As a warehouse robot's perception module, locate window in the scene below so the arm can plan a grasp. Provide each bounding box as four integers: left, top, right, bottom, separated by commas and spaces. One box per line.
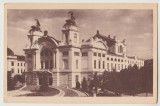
118, 64, 120, 70
74, 52, 79, 56
111, 63, 113, 69
45, 61, 49, 69
107, 63, 109, 69
111, 58, 113, 61
94, 52, 97, 56
44, 50, 48, 56
21, 63, 22, 66
50, 60, 53, 69
76, 60, 78, 69
103, 61, 105, 69
74, 33, 77, 43
98, 53, 101, 57
21, 69, 23, 73
11, 62, 14, 66
62, 51, 68, 56
41, 61, 43, 69
121, 59, 123, 62
102, 54, 105, 57
63, 59, 69, 69
94, 60, 96, 69
82, 52, 88, 56
75, 75, 79, 82
118, 59, 120, 62
24, 63, 25, 66
99, 61, 101, 69
120, 45, 123, 53
18, 69, 19, 73
24, 69, 25, 72
121, 64, 123, 69
17, 63, 19, 66
115, 58, 117, 61
107, 57, 109, 60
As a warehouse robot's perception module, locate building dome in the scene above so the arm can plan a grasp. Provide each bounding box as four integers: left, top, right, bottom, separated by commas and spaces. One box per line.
7, 48, 14, 56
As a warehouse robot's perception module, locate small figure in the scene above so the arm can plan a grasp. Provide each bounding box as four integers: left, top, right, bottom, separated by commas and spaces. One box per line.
76, 81, 80, 89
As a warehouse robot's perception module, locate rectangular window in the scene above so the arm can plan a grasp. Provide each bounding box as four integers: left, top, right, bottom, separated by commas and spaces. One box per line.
17, 63, 19, 66
62, 51, 68, 56
99, 61, 101, 69
75, 75, 79, 82
41, 61, 43, 69
18, 69, 19, 73
11, 62, 14, 66
94, 60, 96, 69
82, 52, 88, 56
107, 63, 109, 70
74, 52, 79, 56
24, 63, 25, 66
102, 54, 105, 57
94, 52, 97, 56
103, 61, 105, 69
121, 64, 123, 69
63, 59, 69, 69
21, 69, 23, 73
118, 64, 120, 70
21, 63, 22, 66
111, 63, 113, 70
50, 60, 53, 69
111, 58, 113, 61
121, 59, 123, 62
107, 57, 109, 60
76, 60, 78, 69
98, 53, 101, 57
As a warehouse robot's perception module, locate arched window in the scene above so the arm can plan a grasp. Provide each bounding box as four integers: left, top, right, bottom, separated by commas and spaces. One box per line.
119, 45, 123, 53
74, 33, 77, 43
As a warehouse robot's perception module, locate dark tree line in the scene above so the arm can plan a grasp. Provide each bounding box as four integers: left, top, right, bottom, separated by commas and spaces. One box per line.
79, 59, 153, 96
7, 71, 25, 90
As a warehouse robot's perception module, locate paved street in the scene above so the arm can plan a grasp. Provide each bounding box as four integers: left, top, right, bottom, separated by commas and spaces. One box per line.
7, 86, 88, 97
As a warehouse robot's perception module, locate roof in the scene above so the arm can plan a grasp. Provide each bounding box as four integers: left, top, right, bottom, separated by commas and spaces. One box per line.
85, 30, 116, 47
7, 48, 14, 56
16, 55, 25, 61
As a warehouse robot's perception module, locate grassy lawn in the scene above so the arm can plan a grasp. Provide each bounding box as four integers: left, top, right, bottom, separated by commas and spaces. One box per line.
19, 87, 60, 96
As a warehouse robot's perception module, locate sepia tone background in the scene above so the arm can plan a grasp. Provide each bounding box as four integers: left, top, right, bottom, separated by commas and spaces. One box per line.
7, 9, 153, 59
4, 3, 157, 103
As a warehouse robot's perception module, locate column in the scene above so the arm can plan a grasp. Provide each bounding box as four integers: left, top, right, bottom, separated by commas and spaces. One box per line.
35, 51, 41, 69
53, 53, 56, 68
55, 49, 60, 86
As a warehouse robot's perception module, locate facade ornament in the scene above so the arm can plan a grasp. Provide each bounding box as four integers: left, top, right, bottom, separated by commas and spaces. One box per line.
28, 19, 42, 35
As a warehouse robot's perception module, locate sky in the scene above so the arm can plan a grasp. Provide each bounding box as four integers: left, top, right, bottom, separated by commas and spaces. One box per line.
7, 9, 153, 59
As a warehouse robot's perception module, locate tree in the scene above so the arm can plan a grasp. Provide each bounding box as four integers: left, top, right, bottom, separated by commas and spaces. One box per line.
82, 77, 87, 91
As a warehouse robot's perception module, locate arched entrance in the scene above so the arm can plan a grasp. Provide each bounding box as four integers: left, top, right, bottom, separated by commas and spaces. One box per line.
40, 47, 53, 69
39, 46, 55, 86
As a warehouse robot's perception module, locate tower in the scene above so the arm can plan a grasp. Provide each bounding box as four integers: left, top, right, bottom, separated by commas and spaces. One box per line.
62, 11, 80, 46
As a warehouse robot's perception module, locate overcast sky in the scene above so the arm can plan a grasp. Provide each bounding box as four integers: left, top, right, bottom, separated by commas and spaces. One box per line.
7, 9, 153, 59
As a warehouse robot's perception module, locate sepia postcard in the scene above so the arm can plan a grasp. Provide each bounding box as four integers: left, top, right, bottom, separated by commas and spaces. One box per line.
4, 3, 157, 103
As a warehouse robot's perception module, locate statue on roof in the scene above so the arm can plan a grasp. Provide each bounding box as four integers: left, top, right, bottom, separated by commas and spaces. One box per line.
63, 11, 77, 28
28, 19, 42, 35
68, 11, 75, 21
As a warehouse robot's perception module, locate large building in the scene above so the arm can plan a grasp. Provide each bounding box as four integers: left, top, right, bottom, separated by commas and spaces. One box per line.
7, 48, 25, 77
24, 12, 144, 88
